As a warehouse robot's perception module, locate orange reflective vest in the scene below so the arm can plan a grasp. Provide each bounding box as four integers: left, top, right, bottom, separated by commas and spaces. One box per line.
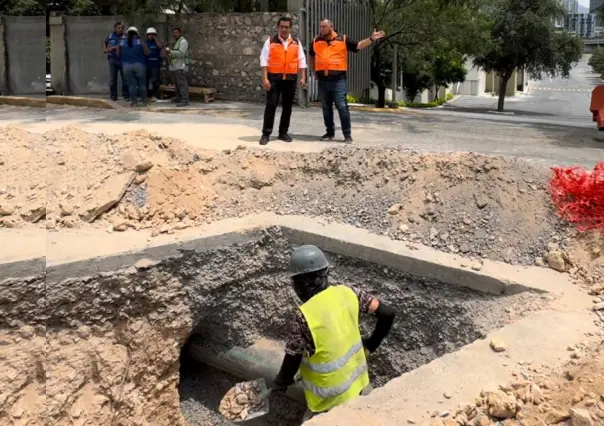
267, 35, 300, 80
312, 33, 348, 76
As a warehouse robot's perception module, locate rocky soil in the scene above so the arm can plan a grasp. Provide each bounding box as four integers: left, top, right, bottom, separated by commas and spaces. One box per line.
422, 340, 604, 426
2, 125, 601, 272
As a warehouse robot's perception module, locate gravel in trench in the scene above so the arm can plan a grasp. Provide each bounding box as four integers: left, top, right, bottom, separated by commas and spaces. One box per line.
179, 353, 306, 426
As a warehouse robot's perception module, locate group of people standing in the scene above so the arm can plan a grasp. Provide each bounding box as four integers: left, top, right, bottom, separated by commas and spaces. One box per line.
260, 17, 385, 145
103, 22, 190, 107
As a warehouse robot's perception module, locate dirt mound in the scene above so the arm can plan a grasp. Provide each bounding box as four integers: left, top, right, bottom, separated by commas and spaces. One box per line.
2, 126, 601, 269
423, 340, 604, 426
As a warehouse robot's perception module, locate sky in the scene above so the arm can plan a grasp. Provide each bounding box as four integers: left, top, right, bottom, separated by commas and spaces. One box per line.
579, 0, 588, 6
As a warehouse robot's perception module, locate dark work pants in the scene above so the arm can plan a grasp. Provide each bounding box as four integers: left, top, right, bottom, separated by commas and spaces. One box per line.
172, 69, 189, 103
146, 67, 161, 98
262, 79, 297, 136
108, 57, 129, 100
318, 78, 351, 137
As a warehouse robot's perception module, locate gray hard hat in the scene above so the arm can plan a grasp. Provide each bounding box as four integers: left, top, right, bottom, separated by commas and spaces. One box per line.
288, 245, 330, 277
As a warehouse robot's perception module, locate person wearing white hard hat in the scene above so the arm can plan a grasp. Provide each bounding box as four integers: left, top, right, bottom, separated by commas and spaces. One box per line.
145, 27, 165, 102
117, 27, 150, 107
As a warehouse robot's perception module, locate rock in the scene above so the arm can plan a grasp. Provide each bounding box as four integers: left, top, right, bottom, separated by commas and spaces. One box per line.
399, 224, 409, 232
0, 217, 17, 228
473, 414, 490, 426
79, 172, 136, 222
474, 194, 489, 209
59, 202, 75, 216
112, 219, 128, 232
531, 384, 544, 405
592, 302, 604, 312
490, 338, 506, 352
135, 174, 147, 184
429, 419, 444, 426
46, 219, 56, 230
535, 257, 545, 267
133, 160, 153, 172
485, 390, 516, 419
388, 204, 402, 215
471, 262, 483, 272
545, 409, 570, 424
0, 202, 15, 216
570, 408, 593, 426
546, 250, 566, 272
20, 203, 46, 223
62, 217, 77, 228
589, 284, 603, 296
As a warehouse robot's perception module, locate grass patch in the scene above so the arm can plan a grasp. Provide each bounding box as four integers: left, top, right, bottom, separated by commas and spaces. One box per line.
346, 92, 456, 109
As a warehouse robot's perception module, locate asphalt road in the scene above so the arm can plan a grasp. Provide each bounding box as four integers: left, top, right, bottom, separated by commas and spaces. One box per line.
1, 101, 597, 169
440, 55, 598, 124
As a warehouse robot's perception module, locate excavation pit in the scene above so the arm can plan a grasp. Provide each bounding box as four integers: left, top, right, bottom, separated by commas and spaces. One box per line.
16, 215, 583, 426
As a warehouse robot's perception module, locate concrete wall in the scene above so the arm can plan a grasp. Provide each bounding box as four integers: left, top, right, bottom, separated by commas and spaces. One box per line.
0, 16, 45, 95
168, 13, 299, 102
455, 58, 486, 96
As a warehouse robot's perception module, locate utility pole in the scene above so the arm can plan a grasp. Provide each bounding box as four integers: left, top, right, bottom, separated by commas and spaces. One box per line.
391, 45, 398, 106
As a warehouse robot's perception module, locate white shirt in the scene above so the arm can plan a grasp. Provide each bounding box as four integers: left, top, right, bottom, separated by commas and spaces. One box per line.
259, 35, 307, 69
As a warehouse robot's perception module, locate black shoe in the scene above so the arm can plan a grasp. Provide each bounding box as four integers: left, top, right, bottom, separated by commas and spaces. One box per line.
320, 133, 335, 141
344, 136, 353, 144
176, 102, 189, 107
110, 97, 118, 101
278, 133, 292, 142
259, 135, 269, 145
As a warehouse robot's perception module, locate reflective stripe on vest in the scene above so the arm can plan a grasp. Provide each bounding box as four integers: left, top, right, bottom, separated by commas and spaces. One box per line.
171, 36, 191, 65
267, 35, 299, 80
299, 285, 370, 413
312, 33, 348, 76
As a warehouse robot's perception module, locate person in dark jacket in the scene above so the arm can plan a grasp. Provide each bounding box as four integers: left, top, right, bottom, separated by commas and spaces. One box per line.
145, 27, 164, 102
103, 22, 128, 101
118, 27, 150, 107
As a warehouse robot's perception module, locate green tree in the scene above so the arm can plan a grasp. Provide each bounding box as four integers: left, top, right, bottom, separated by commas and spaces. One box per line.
588, 47, 604, 76
367, 0, 488, 107
473, 0, 583, 111
0, 0, 44, 14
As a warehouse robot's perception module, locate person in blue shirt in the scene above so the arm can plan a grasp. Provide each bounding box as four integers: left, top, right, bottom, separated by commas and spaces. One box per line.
145, 27, 165, 102
118, 27, 150, 107
103, 22, 129, 101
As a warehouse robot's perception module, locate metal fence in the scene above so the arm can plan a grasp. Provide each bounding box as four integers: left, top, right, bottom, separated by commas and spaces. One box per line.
300, 0, 372, 102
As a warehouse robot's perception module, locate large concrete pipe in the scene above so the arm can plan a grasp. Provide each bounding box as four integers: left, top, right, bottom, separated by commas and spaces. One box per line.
187, 335, 306, 404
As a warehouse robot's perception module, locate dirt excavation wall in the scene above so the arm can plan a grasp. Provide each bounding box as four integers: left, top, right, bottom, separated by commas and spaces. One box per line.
34, 227, 546, 426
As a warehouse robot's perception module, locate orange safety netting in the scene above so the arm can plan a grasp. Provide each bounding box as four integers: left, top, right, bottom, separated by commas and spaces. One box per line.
549, 161, 604, 232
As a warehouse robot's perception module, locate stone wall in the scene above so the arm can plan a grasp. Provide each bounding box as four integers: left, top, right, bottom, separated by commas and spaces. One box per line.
168, 12, 299, 103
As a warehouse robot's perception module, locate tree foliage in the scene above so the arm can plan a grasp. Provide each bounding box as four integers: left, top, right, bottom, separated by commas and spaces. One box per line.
0, 0, 44, 15
473, 0, 583, 111
367, 0, 488, 107
589, 47, 604, 76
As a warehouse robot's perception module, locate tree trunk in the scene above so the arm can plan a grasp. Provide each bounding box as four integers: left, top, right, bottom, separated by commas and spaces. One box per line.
497, 74, 510, 112
433, 85, 440, 101
377, 84, 386, 108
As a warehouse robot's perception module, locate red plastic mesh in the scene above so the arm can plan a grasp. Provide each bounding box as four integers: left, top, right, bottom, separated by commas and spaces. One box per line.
549, 161, 604, 232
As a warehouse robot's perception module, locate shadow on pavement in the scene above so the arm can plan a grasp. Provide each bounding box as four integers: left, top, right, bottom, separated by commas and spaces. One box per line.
237, 133, 344, 144
440, 105, 558, 117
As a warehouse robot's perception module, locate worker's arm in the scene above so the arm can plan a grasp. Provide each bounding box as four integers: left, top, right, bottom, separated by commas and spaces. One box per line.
297, 39, 307, 85
355, 30, 385, 51
272, 311, 310, 390
103, 34, 113, 54
142, 41, 150, 56
260, 38, 271, 90
355, 288, 396, 354
308, 39, 315, 73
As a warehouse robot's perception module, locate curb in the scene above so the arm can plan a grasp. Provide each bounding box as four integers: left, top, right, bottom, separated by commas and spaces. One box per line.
0, 96, 46, 108
46, 96, 125, 110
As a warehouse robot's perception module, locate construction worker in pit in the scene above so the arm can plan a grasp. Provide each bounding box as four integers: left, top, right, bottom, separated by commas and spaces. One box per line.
309, 20, 385, 144
272, 245, 396, 423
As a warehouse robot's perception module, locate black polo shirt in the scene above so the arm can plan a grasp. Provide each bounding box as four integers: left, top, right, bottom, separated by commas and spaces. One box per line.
309, 34, 359, 81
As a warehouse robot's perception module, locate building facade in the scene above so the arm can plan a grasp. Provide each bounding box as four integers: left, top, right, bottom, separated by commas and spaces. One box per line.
565, 13, 597, 37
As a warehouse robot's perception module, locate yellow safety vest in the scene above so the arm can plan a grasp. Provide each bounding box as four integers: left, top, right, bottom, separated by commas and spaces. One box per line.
298, 285, 370, 413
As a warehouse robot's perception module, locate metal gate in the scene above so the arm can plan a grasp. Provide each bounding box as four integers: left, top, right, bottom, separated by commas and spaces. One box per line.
299, 0, 372, 102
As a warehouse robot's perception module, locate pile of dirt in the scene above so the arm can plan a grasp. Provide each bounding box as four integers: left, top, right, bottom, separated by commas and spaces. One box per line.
422, 340, 604, 426
2, 126, 579, 266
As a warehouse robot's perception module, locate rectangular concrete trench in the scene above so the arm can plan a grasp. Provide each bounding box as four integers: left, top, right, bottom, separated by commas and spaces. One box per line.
24, 223, 554, 426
